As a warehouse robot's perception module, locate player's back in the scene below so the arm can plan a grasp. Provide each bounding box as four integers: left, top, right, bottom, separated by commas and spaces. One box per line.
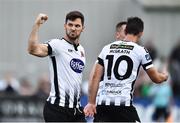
97, 40, 152, 106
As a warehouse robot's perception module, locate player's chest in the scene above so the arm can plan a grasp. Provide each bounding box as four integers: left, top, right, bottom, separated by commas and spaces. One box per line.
60, 47, 85, 62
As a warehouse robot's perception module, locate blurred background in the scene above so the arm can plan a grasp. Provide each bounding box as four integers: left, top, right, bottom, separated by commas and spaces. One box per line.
0, 0, 180, 122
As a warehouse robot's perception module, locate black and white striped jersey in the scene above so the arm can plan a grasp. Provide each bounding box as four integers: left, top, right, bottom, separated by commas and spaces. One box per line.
96, 40, 153, 106
46, 38, 85, 108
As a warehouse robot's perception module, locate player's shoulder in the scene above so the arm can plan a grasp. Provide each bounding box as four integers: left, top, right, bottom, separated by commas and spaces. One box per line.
133, 43, 146, 51
139, 45, 149, 53
78, 44, 85, 51
134, 44, 150, 58
105, 40, 120, 48
100, 41, 112, 50
52, 38, 63, 42
46, 38, 61, 43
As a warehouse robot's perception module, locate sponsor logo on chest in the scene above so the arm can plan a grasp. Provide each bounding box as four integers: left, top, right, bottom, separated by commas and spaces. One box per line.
70, 58, 85, 73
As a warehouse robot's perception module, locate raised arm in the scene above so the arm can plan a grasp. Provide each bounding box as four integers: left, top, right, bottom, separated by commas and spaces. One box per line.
84, 63, 104, 117
146, 66, 168, 84
28, 13, 49, 57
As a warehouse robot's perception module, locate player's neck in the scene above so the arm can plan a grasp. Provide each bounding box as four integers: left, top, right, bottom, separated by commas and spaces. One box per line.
124, 34, 138, 43
64, 36, 79, 45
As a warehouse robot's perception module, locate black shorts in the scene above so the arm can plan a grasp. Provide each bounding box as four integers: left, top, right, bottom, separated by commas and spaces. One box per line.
43, 101, 85, 122
94, 105, 140, 122
152, 107, 170, 121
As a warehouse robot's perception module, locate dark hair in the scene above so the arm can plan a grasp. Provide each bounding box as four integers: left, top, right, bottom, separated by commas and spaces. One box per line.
116, 21, 127, 31
65, 11, 84, 26
125, 17, 144, 35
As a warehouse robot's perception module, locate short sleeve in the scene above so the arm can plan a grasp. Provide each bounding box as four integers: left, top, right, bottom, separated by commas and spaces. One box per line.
97, 47, 106, 67
47, 39, 60, 56
141, 47, 154, 70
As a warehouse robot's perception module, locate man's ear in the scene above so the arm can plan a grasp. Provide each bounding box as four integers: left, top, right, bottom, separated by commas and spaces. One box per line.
64, 24, 66, 30
81, 26, 85, 32
138, 32, 143, 38
140, 32, 143, 37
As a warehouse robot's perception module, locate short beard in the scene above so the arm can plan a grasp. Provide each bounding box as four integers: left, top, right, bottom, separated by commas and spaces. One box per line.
67, 34, 78, 41
66, 31, 79, 41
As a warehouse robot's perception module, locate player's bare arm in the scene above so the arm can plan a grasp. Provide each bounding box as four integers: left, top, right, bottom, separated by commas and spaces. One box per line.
84, 63, 104, 116
89, 63, 104, 104
28, 13, 49, 57
146, 67, 168, 84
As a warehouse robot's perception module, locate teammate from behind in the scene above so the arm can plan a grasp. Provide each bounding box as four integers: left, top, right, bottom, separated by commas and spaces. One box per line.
84, 17, 168, 122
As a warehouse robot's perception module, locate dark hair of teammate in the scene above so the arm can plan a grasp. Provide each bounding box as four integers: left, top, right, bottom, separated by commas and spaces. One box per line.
125, 17, 144, 35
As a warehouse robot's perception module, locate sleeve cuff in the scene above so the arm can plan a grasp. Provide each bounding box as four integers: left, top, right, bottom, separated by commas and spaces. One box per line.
97, 57, 104, 67
48, 44, 52, 55
142, 61, 153, 70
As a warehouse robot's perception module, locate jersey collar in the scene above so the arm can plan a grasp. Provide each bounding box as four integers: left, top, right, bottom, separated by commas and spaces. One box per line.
62, 38, 79, 51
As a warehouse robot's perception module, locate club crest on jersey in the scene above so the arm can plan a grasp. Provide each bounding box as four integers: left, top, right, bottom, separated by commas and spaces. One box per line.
145, 54, 151, 61
70, 58, 85, 73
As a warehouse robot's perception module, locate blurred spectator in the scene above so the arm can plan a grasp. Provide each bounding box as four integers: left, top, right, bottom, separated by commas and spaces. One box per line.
34, 74, 50, 99
149, 79, 173, 122
169, 40, 180, 98
81, 80, 88, 96
148, 58, 173, 122
81, 80, 88, 107
19, 77, 34, 96
0, 72, 20, 95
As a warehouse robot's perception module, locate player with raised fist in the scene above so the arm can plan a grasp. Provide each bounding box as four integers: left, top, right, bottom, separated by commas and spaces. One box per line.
28, 11, 86, 122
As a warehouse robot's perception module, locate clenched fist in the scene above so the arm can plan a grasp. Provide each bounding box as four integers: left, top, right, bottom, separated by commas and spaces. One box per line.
35, 13, 48, 26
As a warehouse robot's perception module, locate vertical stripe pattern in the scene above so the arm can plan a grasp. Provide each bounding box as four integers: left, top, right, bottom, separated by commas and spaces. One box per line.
51, 56, 60, 105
